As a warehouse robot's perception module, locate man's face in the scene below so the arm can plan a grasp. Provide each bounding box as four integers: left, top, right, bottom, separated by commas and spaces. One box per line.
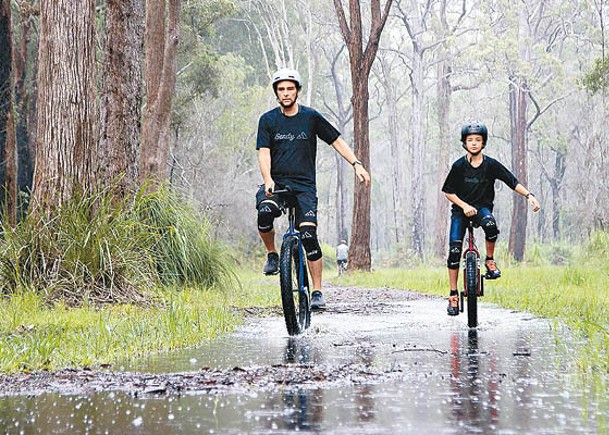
275, 80, 299, 109
464, 134, 484, 155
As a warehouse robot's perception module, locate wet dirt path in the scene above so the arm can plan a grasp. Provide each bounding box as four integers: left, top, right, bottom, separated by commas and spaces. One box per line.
0, 286, 603, 434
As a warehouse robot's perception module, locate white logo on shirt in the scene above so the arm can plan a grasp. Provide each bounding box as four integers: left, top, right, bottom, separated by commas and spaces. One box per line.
274, 132, 308, 141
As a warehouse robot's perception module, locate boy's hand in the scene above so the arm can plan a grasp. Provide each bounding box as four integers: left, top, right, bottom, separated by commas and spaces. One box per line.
528, 195, 541, 212
463, 204, 477, 217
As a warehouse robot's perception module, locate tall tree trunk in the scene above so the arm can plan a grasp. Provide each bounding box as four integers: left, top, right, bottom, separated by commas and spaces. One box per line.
349, 78, 372, 269
548, 149, 566, 240
434, 61, 451, 258
0, 0, 17, 224
378, 55, 403, 245
33, 0, 98, 210
140, 0, 180, 183
98, 0, 144, 197
396, 0, 433, 259
507, 75, 528, 261
333, 0, 393, 271
13, 5, 36, 217
325, 46, 352, 243
410, 49, 425, 258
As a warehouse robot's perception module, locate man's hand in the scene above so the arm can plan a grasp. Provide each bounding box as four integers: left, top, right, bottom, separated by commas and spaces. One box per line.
264, 179, 276, 197
355, 165, 371, 187
462, 204, 477, 217
528, 195, 541, 213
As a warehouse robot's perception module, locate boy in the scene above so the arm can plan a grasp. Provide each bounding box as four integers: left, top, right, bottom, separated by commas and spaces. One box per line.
442, 122, 540, 316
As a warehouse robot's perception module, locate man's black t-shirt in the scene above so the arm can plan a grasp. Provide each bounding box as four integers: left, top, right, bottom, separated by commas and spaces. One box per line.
256, 105, 340, 188
442, 155, 519, 212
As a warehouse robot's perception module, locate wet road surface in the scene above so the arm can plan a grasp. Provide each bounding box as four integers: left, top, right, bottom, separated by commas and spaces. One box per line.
0, 286, 603, 434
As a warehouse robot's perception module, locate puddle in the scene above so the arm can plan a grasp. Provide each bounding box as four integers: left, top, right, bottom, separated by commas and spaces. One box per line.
0, 288, 603, 434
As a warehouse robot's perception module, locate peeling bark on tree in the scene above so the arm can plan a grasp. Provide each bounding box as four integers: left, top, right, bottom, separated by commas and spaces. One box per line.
98, 0, 144, 197
33, 0, 98, 212
140, 0, 181, 185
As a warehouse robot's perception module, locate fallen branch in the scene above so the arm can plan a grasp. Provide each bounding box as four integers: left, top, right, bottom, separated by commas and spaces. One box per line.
392, 346, 448, 355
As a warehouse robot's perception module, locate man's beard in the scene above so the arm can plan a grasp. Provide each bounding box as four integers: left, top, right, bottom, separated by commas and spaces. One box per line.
279, 96, 297, 109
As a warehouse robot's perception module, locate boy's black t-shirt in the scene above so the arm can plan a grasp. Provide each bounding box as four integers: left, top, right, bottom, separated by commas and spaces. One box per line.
256, 105, 341, 188
442, 155, 519, 212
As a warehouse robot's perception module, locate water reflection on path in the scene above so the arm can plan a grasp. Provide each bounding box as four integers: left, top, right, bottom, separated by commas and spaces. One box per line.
0, 292, 602, 434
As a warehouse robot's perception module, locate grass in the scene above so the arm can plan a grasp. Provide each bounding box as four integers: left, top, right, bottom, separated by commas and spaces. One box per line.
0, 184, 243, 373
0, 286, 242, 372
0, 184, 237, 305
330, 263, 609, 329
0, 269, 282, 373
1, 188, 608, 388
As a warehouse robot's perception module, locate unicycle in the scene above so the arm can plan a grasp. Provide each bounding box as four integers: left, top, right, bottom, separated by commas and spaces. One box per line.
273, 186, 311, 336
460, 220, 484, 328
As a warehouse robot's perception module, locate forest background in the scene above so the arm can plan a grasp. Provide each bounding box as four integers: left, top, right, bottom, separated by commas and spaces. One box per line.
1, 0, 608, 277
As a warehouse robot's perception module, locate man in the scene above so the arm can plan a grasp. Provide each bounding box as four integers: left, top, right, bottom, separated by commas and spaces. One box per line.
336, 240, 349, 274
256, 68, 370, 310
442, 121, 540, 316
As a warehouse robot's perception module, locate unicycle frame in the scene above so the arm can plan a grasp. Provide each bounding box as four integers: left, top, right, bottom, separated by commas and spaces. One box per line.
460, 220, 484, 328
273, 186, 311, 335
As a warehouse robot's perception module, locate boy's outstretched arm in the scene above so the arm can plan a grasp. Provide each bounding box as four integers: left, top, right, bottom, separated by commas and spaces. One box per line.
445, 193, 477, 217
514, 184, 541, 212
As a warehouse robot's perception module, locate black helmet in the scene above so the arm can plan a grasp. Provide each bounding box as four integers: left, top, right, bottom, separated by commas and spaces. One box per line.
460, 122, 488, 146
271, 68, 302, 91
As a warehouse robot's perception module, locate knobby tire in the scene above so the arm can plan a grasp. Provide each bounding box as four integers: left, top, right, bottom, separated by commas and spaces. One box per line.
465, 251, 478, 328
280, 236, 310, 336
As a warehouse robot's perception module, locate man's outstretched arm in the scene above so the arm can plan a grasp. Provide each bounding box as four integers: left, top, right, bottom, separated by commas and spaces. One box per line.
331, 137, 371, 187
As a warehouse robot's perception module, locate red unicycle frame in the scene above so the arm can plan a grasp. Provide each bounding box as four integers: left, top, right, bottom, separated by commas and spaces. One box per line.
460, 220, 484, 328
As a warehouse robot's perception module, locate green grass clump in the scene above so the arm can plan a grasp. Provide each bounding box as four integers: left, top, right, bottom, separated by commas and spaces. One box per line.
0, 287, 240, 372
132, 185, 236, 289
0, 184, 243, 372
0, 184, 236, 304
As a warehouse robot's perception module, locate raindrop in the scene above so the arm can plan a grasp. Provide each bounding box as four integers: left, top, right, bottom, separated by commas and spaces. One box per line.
132, 416, 143, 427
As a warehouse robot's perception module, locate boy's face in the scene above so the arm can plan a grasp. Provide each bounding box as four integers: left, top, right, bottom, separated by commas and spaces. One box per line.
464, 134, 485, 155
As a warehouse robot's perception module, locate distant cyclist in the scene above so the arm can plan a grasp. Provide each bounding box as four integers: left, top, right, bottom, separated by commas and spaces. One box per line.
255, 68, 370, 310
336, 240, 349, 274
442, 121, 540, 316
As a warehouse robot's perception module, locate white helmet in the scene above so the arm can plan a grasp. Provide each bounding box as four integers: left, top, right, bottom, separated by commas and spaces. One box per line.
272, 68, 302, 90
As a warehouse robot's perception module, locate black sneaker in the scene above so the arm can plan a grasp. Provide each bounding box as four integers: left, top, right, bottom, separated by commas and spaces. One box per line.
484, 259, 501, 280
263, 252, 279, 275
447, 294, 459, 316
311, 290, 326, 311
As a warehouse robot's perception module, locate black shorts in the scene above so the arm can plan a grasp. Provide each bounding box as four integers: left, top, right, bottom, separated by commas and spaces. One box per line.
256, 184, 318, 226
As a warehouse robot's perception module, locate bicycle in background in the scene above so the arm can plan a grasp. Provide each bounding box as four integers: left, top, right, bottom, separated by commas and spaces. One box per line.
337, 260, 347, 276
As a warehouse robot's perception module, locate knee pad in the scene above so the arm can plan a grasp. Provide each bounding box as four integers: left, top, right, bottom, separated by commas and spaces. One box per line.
300, 225, 322, 261
257, 201, 281, 233
447, 241, 462, 270
480, 214, 499, 242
